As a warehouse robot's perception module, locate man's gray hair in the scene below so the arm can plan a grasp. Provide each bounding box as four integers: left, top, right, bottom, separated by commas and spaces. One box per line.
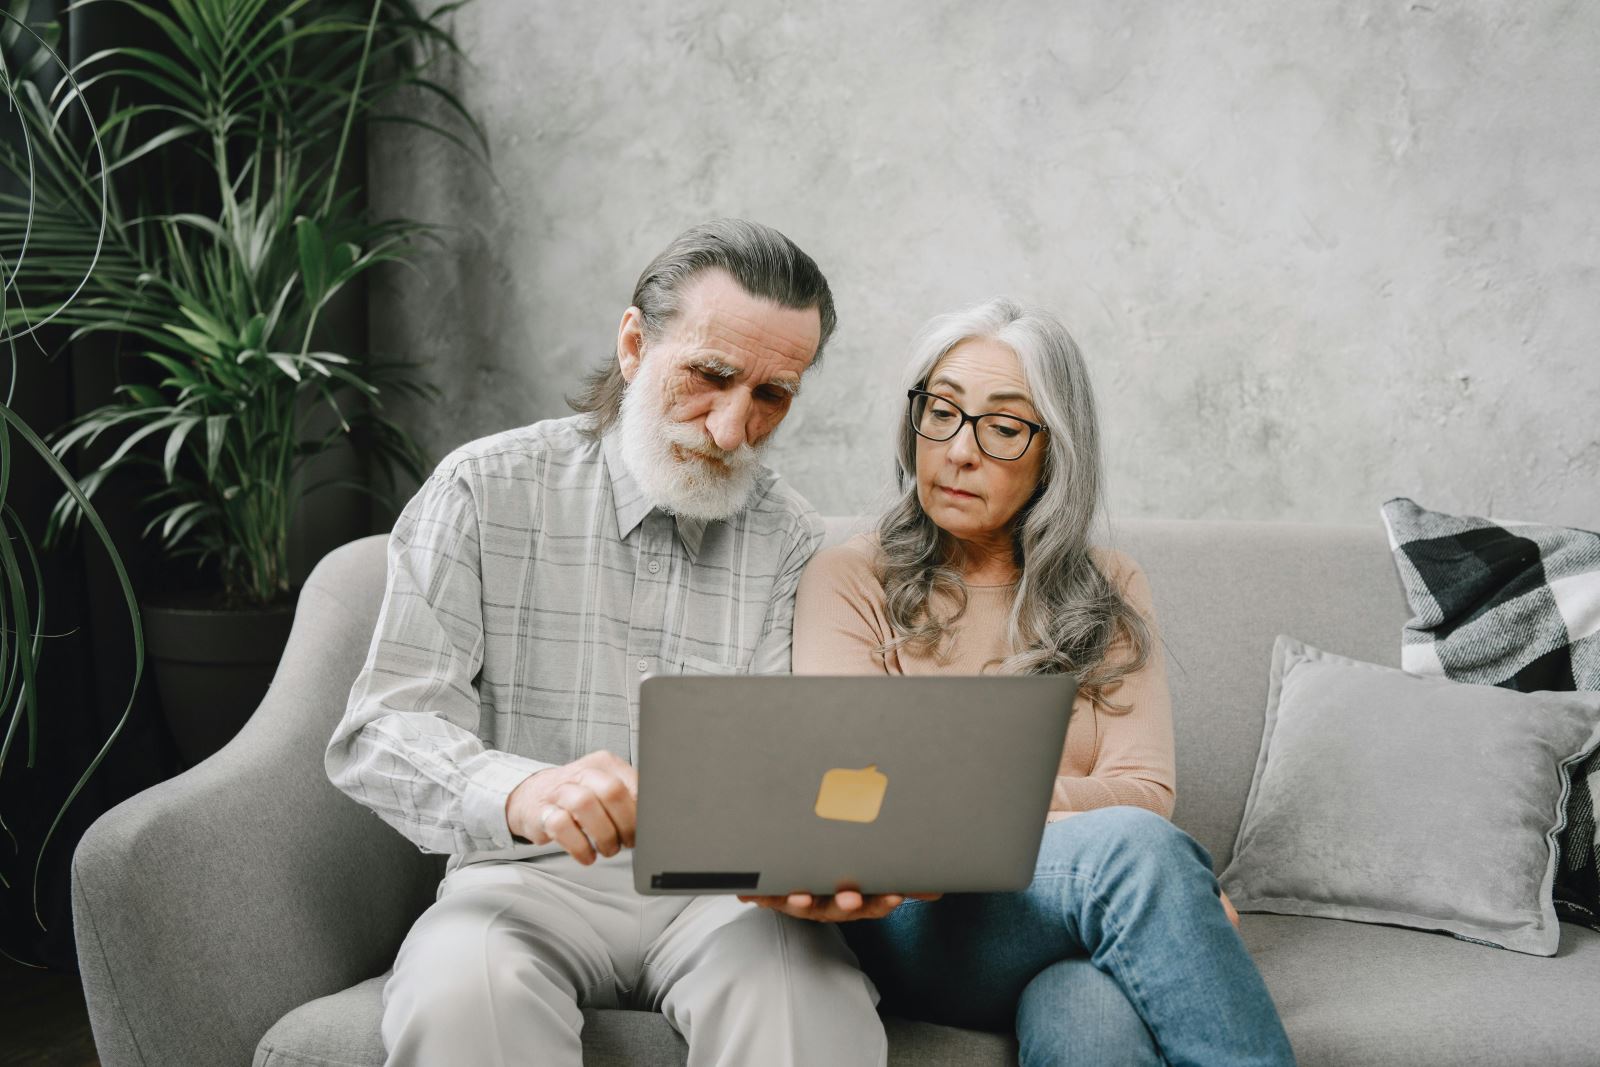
569, 219, 837, 437
875, 298, 1152, 703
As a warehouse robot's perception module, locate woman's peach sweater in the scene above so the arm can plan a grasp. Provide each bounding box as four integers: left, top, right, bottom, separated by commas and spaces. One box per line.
792, 533, 1176, 819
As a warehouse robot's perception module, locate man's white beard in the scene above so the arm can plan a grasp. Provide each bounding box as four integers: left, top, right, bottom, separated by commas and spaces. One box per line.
618, 356, 766, 522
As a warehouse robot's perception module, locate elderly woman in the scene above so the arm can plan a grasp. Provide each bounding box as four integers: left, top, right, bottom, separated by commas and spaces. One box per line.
780, 300, 1295, 1065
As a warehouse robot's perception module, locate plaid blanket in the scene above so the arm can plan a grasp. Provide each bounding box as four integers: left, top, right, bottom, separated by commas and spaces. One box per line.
1381, 497, 1600, 930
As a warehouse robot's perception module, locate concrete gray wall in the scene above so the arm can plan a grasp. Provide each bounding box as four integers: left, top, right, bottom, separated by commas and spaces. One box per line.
369, 1, 1600, 530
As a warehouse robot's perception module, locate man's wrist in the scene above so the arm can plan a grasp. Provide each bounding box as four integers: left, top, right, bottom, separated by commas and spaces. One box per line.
505, 768, 553, 843
459, 753, 554, 850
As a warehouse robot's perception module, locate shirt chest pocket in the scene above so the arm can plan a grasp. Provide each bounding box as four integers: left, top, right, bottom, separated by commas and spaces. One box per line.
675, 651, 744, 676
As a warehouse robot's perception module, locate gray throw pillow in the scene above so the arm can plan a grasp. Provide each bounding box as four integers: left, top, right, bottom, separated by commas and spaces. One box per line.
1220, 636, 1600, 956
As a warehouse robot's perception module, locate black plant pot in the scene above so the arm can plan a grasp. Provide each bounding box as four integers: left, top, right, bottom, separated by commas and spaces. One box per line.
141, 592, 297, 767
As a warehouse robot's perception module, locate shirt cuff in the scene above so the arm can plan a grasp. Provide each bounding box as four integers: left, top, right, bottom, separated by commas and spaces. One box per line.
460, 751, 556, 851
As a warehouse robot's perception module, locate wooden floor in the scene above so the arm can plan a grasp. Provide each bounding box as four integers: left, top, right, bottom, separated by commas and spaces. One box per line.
0, 956, 100, 1066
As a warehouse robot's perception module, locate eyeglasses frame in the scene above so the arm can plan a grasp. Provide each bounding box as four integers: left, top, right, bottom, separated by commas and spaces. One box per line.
905, 387, 1046, 462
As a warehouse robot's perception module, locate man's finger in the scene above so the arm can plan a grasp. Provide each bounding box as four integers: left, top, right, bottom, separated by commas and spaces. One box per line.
543, 806, 596, 864
573, 771, 637, 846
556, 784, 622, 857
528, 802, 562, 846
578, 769, 636, 810
587, 752, 639, 793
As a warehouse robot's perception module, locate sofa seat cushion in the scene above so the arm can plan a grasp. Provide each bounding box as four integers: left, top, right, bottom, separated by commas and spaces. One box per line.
258, 916, 1600, 1067
254, 974, 1018, 1067
1245, 914, 1600, 1066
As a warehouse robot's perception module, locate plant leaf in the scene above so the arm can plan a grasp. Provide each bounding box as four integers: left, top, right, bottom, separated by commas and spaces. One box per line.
176, 303, 238, 347
161, 415, 201, 481
163, 324, 223, 360
265, 352, 302, 381
203, 414, 229, 476
294, 215, 326, 305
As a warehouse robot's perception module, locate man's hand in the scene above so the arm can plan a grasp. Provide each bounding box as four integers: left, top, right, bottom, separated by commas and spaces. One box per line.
505, 751, 637, 864
737, 890, 941, 922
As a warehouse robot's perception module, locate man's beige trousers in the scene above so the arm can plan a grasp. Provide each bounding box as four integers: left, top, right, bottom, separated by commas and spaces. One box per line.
381, 850, 888, 1066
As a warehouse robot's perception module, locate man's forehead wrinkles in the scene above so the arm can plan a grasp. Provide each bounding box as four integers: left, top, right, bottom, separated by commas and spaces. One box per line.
681, 326, 814, 376
703, 314, 810, 354
674, 308, 812, 357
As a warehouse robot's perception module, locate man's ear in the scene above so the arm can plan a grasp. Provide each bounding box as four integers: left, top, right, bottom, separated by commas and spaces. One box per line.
617, 307, 646, 383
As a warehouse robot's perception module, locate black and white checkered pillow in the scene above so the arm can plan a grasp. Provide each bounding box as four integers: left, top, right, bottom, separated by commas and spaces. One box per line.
1381, 497, 1600, 931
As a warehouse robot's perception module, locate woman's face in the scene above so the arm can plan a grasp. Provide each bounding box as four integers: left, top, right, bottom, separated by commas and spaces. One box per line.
914, 337, 1047, 547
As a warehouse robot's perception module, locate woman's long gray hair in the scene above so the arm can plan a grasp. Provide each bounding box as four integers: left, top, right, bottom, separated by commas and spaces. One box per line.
876, 298, 1151, 704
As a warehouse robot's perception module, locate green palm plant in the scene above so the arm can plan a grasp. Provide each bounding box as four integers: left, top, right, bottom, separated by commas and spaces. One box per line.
3, 0, 483, 605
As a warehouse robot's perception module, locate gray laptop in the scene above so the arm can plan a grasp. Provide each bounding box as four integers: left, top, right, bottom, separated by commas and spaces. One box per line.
634, 675, 1074, 897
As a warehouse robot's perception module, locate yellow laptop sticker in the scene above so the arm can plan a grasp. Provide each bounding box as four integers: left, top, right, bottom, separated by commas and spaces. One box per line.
814, 764, 888, 823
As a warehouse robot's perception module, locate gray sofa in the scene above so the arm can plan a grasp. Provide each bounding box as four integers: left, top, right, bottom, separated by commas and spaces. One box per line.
73, 518, 1600, 1066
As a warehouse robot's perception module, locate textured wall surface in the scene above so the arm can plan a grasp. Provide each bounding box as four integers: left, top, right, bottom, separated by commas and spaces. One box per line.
369, 1, 1600, 529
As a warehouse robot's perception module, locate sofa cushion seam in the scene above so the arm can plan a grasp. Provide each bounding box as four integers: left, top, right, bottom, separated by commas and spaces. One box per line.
74, 851, 153, 1067
257, 1041, 372, 1067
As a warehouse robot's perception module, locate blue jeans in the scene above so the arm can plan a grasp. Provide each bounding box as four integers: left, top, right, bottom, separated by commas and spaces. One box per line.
843, 807, 1296, 1067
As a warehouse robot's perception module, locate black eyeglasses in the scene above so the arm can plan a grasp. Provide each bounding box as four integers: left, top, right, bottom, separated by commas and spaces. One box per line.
906, 388, 1045, 461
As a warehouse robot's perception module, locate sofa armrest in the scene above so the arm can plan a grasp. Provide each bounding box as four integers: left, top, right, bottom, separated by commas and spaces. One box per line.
74, 539, 442, 1067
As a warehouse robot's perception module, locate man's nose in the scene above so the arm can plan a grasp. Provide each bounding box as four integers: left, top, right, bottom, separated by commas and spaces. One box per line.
704, 391, 753, 452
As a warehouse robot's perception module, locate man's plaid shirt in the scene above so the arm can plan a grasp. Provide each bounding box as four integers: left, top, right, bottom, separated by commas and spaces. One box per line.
327, 415, 823, 871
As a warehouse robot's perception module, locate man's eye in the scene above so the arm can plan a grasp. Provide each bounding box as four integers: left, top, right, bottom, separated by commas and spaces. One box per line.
696, 368, 727, 385
757, 388, 788, 403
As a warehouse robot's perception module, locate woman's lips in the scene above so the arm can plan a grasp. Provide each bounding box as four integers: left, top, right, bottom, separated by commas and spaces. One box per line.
938, 486, 978, 500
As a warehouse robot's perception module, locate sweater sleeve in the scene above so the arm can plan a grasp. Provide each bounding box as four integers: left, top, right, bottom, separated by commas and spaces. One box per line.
792, 536, 893, 676
1048, 550, 1177, 820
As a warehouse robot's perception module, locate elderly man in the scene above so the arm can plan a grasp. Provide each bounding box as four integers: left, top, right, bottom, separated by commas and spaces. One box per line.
326, 220, 887, 1066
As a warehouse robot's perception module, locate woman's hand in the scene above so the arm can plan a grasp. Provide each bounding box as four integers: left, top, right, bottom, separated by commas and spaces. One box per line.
1220, 889, 1240, 929
737, 890, 942, 922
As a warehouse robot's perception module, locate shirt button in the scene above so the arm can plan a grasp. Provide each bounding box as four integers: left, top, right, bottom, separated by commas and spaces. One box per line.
648, 559, 661, 574
637, 659, 649, 673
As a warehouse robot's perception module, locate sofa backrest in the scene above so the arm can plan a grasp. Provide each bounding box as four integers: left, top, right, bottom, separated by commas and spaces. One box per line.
822, 517, 1412, 870
321, 517, 1410, 881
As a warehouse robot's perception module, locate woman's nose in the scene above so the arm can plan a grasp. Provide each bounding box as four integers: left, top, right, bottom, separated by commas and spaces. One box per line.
946, 421, 983, 463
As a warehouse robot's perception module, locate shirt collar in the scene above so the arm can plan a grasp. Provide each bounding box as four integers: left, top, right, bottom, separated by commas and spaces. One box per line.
601, 428, 709, 561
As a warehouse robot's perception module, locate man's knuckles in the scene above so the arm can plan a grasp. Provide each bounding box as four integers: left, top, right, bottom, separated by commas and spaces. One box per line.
581, 750, 627, 773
